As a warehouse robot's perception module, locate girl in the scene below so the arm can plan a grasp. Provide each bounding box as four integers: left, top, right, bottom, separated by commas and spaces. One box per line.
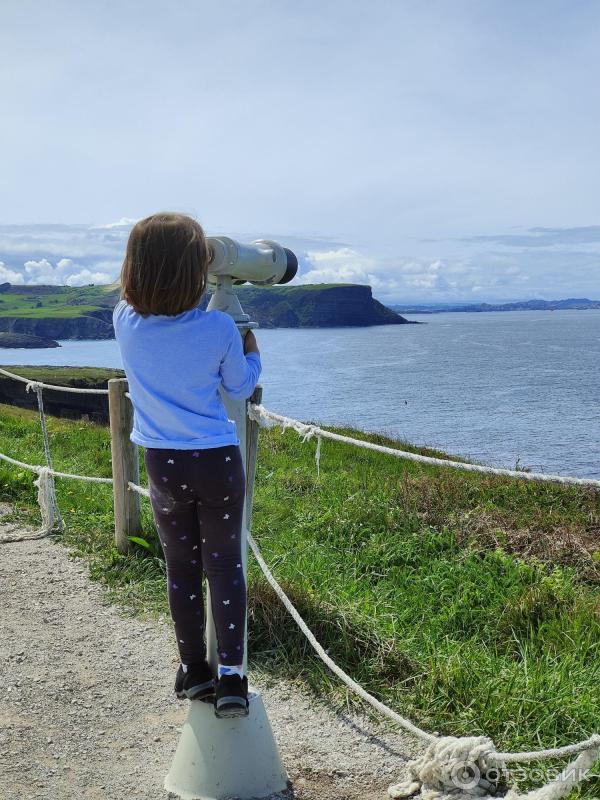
113, 212, 261, 718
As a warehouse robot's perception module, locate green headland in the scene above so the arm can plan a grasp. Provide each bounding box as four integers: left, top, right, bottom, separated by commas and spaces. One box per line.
0, 282, 414, 339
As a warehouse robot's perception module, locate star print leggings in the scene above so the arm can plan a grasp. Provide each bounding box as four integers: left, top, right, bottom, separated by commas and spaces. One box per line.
144, 444, 246, 668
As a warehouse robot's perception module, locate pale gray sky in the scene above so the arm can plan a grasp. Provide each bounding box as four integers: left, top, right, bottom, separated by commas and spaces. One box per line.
1, 0, 599, 302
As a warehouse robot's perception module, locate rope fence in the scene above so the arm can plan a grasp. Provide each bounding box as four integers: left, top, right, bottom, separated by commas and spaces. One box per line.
128, 476, 600, 800
0, 450, 112, 543
0, 451, 113, 483
27, 381, 64, 531
0, 367, 112, 540
0, 366, 109, 394
0, 367, 598, 798
247, 403, 600, 491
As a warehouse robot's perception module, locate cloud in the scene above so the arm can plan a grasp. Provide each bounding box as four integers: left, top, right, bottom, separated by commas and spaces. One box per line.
92, 217, 139, 230
0, 262, 25, 284
293, 243, 597, 304
0, 223, 130, 286
460, 225, 600, 248
20, 257, 113, 287
1, 222, 599, 302
297, 247, 378, 286
0, 223, 357, 290
64, 268, 115, 286
295, 247, 470, 300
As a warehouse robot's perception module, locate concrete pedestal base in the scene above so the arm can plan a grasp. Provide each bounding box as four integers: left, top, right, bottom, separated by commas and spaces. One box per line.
164, 686, 289, 800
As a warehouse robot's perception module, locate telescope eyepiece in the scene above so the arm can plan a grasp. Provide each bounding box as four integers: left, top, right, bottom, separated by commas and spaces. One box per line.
279, 248, 298, 284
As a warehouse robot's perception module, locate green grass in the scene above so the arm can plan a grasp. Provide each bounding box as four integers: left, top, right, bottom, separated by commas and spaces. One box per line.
0, 285, 119, 319
0, 305, 102, 318
239, 283, 357, 293
0, 365, 124, 386
0, 402, 598, 797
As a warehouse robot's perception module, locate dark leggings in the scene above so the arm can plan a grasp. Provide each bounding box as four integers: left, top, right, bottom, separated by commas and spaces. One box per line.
144, 444, 246, 667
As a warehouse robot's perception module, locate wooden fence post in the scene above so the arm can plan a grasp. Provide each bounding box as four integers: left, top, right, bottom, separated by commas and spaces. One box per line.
108, 378, 140, 553
245, 385, 262, 532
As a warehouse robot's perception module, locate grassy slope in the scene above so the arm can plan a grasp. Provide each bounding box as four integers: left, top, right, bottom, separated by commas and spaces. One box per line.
0, 305, 101, 318
0, 285, 118, 318
238, 283, 357, 294
0, 403, 598, 796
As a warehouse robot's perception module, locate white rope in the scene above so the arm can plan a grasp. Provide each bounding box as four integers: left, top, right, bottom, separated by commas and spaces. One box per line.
0, 466, 57, 543
34, 466, 57, 533
0, 369, 113, 539
245, 527, 600, 760
118, 479, 600, 797
248, 404, 600, 490
49, 469, 113, 484
504, 745, 600, 799
129, 477, 432, 741
0, 452, 113, 484
315, 434, 321, 477
26, 382, 64, 531
1, 385, 597, 795
246, 526, 435, 742
495, 736, 600, 763
0, 466, 58, 543
128, 481, 150, 498
248, 527, 600, 798
0, 367, 109, 394
0, 526, 54, 544
0, 451, 113, 543
0, 451, 45, 473
388, 735, 600, 799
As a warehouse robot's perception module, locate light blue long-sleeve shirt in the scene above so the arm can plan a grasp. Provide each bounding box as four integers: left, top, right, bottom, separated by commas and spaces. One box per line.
113, 299, 262, 449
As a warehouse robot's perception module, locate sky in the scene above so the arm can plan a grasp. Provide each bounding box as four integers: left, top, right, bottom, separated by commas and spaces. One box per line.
1, 0, 599, 303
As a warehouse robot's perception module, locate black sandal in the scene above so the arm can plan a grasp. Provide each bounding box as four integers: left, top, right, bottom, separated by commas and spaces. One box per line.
214, 673, 249, 718
174, 661, 215, 701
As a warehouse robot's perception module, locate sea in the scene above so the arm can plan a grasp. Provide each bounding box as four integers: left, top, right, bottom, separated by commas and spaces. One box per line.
1, 309, 598, 480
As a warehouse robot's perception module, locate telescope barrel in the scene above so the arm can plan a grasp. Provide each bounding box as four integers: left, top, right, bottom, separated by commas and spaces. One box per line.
207, 237, 297, 286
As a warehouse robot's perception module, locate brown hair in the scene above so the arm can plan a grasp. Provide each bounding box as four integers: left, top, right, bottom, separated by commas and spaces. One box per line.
120, 212, 209, 316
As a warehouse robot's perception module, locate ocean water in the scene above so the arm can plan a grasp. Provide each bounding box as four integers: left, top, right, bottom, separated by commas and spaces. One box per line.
1, 309, 598, 479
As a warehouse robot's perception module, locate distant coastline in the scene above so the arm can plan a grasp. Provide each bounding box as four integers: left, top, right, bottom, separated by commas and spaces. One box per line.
0, 282, 418, 344
391, 297, 600, 314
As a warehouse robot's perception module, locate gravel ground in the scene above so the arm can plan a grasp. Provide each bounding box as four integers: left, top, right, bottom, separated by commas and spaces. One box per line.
0, 508, 417, 800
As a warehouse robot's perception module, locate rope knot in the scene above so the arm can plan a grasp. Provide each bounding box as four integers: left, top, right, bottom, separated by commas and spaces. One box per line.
389, 736, 502, 799
247, 403, 277, 429
299, 423, 318, 443
33, 466, 56, 533
25, 380, 43, 394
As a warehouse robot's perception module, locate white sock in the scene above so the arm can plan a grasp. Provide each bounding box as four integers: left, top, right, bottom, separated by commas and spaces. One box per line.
218, 663, 244, 679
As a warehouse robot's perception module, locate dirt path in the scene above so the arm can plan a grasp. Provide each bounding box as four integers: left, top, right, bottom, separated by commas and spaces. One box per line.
0, 510, 416, 800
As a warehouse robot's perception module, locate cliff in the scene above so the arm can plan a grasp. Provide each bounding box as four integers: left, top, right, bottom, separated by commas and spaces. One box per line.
0, 332, 60, 348
232, 284, 414, 328
0, 366, 124, 422
0, 282, 416, 337
0, 309, 114, 339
